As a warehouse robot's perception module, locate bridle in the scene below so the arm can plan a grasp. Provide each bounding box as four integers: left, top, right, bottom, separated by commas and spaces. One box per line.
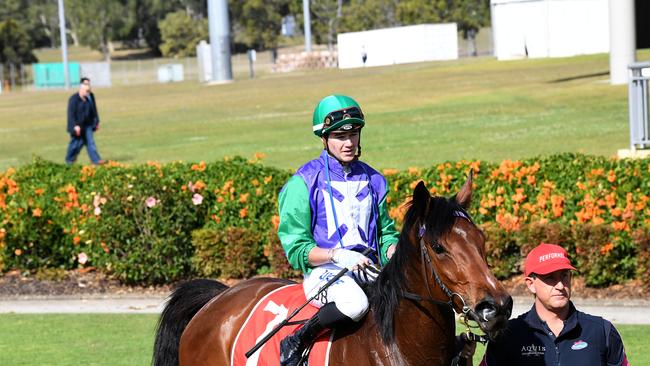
402, 209, 489, 343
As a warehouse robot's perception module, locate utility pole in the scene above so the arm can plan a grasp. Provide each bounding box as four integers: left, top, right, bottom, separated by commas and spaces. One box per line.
303, 0, 312, 52
609, 0, 636, 85
207, 0, 233, 83
57, 0, 70, 89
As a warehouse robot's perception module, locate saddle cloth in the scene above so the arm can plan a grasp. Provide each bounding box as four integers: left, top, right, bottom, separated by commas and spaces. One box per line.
231, 284, 333, 366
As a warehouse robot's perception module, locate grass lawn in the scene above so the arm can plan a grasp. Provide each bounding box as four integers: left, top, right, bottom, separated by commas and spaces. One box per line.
2, 50, 649, 171
0, 314, 647, 365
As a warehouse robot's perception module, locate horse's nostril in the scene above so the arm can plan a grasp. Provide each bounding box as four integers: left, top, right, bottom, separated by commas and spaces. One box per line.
475, 300, 498, 322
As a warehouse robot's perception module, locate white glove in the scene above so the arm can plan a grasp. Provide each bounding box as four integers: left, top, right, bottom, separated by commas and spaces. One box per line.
332, 249, 370, 270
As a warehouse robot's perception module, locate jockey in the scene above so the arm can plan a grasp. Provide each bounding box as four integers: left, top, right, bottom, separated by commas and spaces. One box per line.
277, 95, 399, 366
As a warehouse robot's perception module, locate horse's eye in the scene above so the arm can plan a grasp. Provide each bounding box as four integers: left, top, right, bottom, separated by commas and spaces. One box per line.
432, 243, 445, 254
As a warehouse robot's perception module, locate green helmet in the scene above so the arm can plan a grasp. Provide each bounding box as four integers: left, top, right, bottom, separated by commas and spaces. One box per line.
312, 95, 365, 137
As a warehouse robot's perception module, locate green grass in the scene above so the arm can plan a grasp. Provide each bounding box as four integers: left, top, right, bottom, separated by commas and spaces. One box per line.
0, 314, 646, 365
2, 50, 649, 171
0, 314, 158, 366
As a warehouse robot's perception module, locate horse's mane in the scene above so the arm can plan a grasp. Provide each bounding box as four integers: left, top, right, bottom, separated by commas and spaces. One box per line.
368, 194, 463, 344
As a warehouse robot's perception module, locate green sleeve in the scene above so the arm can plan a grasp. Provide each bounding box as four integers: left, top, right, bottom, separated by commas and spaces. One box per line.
378, 186, 399, 266
278, 175, 317, 273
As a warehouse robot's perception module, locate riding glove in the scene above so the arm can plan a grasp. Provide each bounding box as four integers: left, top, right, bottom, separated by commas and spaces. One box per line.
332, 249, 370, 270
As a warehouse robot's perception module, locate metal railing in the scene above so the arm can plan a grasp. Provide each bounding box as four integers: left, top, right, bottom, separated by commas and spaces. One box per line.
628, 62, 650, 150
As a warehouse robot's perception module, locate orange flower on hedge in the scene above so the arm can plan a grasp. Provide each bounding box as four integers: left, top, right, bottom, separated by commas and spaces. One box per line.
526, 175, 536, 185
146, 161, 162, 169
193, 180, 206, 191
100, 242, 110, 253
550, 195, 564, 217
479, 207, 488, 215
34, 188, 45, 196
191, 161, 206, 172
610, 207, 622, 217
607, 170, 616, 183
495, 211, 521, 232
408, 167, 420, 175
73, 236, 81, 245
216, 195, 224, 203
600, 242, 614, 255
469, 160, 481, 174
511, 188, 526, 203
612, 221, 630, 232
576, 182, 586, 190
240, 208, 248, 218
263, 176, 273, 184
5, 178, 18, 195
383, 168, 398, 176
254, 152, 266, 160
239, 193, 250, 203
14, 248, 22, 256
271, 215, 280, 230
251, 179, 260, 187
212, 215, 221, 224
32, 208, 42, 217
591, 217, 605, 225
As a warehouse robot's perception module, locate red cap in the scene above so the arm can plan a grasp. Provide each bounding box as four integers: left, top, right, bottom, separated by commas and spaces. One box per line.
524, 243, 576, 277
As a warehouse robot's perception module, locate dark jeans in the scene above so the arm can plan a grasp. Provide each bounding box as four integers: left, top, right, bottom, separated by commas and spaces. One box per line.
65, 126, 102, 164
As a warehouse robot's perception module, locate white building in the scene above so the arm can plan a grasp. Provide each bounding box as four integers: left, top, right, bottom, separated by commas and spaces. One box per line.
337, 24, 458, 69
490, 0, 610, 60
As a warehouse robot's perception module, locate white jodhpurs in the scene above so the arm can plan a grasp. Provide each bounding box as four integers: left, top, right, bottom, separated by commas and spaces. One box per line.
302, 264, 369, 321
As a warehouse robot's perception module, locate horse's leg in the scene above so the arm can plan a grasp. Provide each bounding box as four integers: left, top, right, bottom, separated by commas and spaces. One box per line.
178, 278, 293, 366
152, 279, 228, 366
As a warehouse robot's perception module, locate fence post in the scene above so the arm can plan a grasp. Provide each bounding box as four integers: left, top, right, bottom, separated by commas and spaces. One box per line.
628, 62, 650, 150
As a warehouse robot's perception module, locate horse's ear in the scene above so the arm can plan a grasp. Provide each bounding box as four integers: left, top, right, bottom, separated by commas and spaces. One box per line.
412, 180, 430, 215
456, 170, 473, 209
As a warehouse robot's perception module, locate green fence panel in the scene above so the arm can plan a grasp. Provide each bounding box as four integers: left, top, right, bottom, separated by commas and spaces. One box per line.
33, 63, 80, 88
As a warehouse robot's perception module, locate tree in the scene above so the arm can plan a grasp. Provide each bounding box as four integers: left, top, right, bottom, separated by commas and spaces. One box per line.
158, 10, 207, 57
338, 0, 400, 33
0, 19, 37, 66
448, 0, 490, 56
309, 0, 344, 50
395, 0, 447, 24
229, 0, 291, 52
65, 0, 128, 60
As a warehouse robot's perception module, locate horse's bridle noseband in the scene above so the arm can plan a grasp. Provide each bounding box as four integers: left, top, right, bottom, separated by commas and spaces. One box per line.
403, 209, 489, 343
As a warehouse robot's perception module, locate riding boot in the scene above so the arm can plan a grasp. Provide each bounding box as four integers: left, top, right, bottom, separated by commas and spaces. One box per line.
280, 302, 351, 366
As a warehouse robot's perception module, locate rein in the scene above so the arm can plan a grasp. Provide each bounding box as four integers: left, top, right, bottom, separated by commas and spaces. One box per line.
402, 209, 488, 344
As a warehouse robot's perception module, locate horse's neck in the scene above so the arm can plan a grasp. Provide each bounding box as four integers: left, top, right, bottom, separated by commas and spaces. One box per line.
390, 299, 456, 365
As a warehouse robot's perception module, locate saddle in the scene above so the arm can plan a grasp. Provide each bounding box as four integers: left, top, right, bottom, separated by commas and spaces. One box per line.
231, 284, 334, 366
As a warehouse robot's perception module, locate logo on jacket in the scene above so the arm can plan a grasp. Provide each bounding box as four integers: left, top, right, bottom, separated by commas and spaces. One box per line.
521, 344, 545, 357
571, 340, 589, 350
322, 180, 371, 245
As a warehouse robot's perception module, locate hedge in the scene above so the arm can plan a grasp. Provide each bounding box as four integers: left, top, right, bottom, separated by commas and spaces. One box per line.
0, 154, 648, 287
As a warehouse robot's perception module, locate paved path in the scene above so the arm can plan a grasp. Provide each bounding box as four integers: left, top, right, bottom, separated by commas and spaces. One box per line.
1, 295, 649, 324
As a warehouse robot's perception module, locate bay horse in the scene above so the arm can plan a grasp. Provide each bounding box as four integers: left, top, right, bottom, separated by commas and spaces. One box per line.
153, 174, 512, 365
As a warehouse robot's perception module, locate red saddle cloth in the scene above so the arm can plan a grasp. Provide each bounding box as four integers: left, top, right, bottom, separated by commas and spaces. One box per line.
231, 284, 333, 366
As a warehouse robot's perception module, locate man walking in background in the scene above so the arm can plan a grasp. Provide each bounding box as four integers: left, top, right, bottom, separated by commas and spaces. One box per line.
65, 77, 104, 165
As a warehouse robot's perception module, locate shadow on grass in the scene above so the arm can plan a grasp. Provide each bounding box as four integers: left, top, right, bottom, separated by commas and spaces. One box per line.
549, 71, 609, 83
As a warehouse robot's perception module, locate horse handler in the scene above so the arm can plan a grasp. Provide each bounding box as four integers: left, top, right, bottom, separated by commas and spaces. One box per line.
473, 243, 630, 366
277, 95, 399, 366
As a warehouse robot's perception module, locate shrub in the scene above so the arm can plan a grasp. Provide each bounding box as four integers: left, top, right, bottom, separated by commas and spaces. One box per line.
192, 226, 265, 279
1, 153, 648, 287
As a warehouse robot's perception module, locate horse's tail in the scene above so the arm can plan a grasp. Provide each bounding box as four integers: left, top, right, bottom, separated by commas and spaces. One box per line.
152, 279, 229, 366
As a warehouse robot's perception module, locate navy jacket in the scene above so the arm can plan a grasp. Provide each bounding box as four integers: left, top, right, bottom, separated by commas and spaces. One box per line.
67, 92, 99, 136
480, 302, 629, 366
